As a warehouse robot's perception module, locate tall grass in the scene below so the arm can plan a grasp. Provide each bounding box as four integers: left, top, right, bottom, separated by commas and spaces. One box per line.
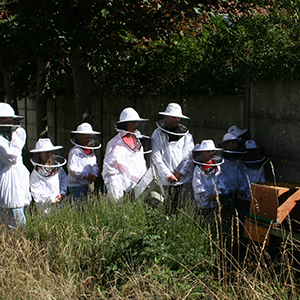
0, 193, 299, 299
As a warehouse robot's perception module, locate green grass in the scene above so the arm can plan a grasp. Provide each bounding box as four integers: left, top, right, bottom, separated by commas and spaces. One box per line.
0, 193, 300, 299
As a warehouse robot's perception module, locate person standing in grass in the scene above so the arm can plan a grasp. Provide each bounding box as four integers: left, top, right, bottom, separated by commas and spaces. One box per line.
102, 107, 148, 201
192, 140, 226, 213
67, 123, 101, 199
236, 140, 266, 223
151, 103, 194, 213
219, 132, 247, 218
30, 138, 67, 214
0, 103, 31, 228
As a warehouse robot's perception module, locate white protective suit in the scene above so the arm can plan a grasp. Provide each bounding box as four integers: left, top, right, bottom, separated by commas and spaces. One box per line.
221, 159, 247, 194
236, 163, 265, 201
150, 128, 194, 186
67, 146, 99, 187
192, 164, 226, 209
0, 127, 31, 208
102, 132, 147, 200
30, 168, 67, 204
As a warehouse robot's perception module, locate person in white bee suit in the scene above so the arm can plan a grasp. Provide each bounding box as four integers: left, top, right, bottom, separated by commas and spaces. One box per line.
151, 103, 194, 212
30, 138, 67, 213
102, 107, 148, 201
192, 140, 226, 212
67, 123, 101, 199
0, 103, 31, 228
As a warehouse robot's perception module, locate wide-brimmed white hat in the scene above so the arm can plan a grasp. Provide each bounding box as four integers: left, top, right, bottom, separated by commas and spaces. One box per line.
0, 103, 23, 121
221, 133, 238, 143
228, 125, 248, 138
115, 107, 148, 124
30, 138, 63, 153
193, 140, 222, 152
159, 103, 189, 119
71, 123, 100, 134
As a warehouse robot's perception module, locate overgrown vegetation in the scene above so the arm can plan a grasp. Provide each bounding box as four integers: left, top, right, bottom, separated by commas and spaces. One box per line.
0, 194, 300, 299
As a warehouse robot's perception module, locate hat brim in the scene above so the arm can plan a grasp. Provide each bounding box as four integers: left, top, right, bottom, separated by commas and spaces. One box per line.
193, 158, 224, 166
70, 139, 102, 150
159, 112, 189, 119
242, 157, 265, 164
193, 147, 223, 152
30, 145, 63, 153
156, 122, 189, 136
115, 118, 148, 124
71, 130, 101, 134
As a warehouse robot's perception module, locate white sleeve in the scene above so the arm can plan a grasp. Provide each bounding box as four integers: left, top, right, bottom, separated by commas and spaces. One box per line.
150, 130, 173, 180
177, 134, 194, 176
67, 148, 89, 179
0, 127, 26, 166
59, 168, 68, 195
102, 145, 126, 200
192, 166, 207, 195
91, 156, 99, 177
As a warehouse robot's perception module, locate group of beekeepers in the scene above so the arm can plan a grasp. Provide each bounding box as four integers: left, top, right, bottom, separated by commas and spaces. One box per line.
0, 101, 264, 228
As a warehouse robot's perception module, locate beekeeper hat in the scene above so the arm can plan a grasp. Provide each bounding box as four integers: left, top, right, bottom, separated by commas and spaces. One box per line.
115, 107, 148, 124
193, 140, 222, 152
221, 133, 238, 143
193, 141, 224, 166
71, 123, 100, 134
228, 125, 248, 138
245, 140, 258, 149
159, 103, 189, 119
30, 138, 63, 153
0, 103, 23, 122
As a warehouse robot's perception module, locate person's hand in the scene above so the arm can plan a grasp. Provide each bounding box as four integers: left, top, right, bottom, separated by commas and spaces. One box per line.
208, 194, 216, 201
240, 190, 247, 198
174, 172, 184, 181
55, 194, 63, 203
87, 173, 97, 182
167, 174, 178, 183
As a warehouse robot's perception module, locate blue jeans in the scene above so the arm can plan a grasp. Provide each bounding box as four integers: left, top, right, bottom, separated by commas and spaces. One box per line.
69, 186, 88, 200
0, 207, 26, 229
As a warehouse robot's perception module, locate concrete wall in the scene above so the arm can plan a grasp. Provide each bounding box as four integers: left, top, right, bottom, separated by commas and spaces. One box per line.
17, 79, 300, 184
250, 80, 300, 183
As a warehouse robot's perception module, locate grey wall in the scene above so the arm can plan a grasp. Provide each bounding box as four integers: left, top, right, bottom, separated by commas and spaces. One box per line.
18, 79, 300, 184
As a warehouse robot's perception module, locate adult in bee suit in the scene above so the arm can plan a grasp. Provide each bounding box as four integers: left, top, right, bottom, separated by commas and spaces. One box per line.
0, 103, 31, 228
151, 103, 194, 212
102, 107, 148, 201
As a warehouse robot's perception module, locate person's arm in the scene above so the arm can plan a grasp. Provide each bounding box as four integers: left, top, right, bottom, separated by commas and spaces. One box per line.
176, 134, 195, 178
102, 143, 126, 200
67, 148, 90, 179
0, 127, 26, 166
150, 130, 174, 182
59, 168, 68, 195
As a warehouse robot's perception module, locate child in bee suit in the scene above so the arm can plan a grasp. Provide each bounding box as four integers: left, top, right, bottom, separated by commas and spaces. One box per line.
192, 140, 226, 211
219, 133, 247, 217
236, 140, 266, 223
67, 123, 101, 199
30, 138, 67, 213
0, 103, 31, 228
102, 107, 148, 201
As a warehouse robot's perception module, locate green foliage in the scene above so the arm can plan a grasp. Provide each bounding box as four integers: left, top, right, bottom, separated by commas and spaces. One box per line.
24, 196, 212, 286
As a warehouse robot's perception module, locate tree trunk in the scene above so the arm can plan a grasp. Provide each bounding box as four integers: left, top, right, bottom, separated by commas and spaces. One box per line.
0, 60, 18, 113
69, 45, 93, 125
35, 58, 50, 138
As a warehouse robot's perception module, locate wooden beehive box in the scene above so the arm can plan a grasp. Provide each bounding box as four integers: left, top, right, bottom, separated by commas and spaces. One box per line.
250, 182, 300, 228
244, 216, 271, 245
